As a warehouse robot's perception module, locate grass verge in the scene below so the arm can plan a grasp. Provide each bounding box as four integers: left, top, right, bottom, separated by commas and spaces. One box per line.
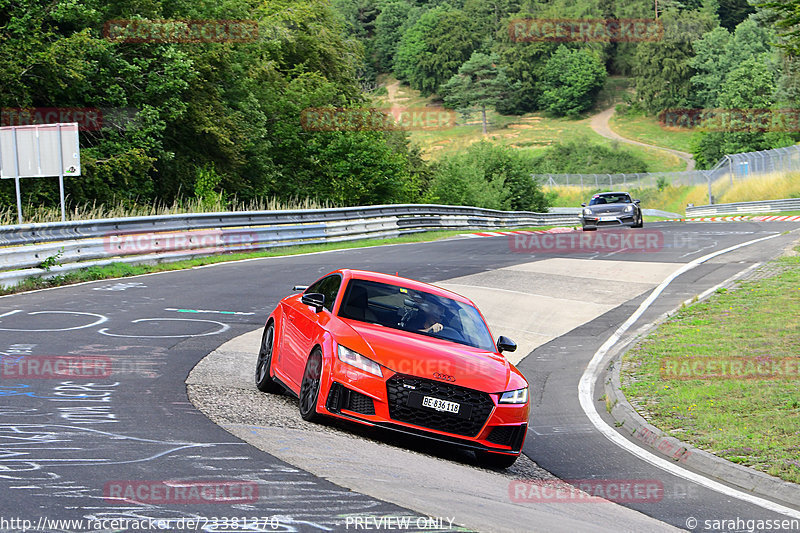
0, 226, 565, 296
621, 244, 800, 484
609, 112, 694, 154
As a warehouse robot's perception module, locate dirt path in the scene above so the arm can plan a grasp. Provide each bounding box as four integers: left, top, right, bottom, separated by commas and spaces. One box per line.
590, 106, 696, 171
385, 79, 406, 107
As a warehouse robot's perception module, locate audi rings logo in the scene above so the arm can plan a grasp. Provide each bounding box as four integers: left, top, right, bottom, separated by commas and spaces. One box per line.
433, 372, 455, 382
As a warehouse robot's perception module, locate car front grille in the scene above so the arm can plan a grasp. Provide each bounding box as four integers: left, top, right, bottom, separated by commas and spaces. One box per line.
386, 375, 494, 437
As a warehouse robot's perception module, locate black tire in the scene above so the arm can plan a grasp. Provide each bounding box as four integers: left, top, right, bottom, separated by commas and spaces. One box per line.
476, 450, 519, 469
255, 323, 282, 393
633, 216, 644, 228
299, 348, 323, 422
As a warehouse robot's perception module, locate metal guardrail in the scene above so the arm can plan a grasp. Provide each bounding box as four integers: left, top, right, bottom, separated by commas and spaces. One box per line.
0, 204, 580, 289
685, 198, 800, 217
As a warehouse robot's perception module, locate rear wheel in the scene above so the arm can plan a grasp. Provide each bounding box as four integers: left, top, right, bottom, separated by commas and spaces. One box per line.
299, 349, 323, 422
476, 450, 519, 469
255, 323, 281, 393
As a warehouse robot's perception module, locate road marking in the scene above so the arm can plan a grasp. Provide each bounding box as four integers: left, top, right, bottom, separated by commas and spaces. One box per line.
0, 311, 108, 332
98, 318, 230, 338
579, 232, 800, 519
165, 308, 255, 316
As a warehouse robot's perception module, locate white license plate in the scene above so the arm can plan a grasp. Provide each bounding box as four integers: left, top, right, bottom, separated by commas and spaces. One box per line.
600, 216, 617, 222
422, 396, 460, 414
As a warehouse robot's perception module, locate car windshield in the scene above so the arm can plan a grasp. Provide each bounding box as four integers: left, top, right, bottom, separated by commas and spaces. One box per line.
338, 278, 496, 352
589, 194, 630, 205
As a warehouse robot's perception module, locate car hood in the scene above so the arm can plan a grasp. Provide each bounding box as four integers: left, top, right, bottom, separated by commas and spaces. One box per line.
340, 320, 516, 393
586, 203, 631, 213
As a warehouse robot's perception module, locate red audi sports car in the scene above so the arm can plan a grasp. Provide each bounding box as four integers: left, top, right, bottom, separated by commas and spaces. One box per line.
255, 269, 530, 468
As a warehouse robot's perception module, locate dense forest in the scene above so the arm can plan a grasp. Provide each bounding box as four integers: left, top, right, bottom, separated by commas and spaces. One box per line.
1, 0, 799, 214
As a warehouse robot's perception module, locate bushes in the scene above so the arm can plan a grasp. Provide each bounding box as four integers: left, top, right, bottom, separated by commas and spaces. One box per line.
530, 138, 649, 174
425, 142, 549, 212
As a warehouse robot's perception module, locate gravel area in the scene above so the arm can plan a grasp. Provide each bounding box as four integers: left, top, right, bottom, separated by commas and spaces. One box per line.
187, 381, 554, 482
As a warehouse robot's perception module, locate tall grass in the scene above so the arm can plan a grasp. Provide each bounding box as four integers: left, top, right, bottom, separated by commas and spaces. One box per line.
716, 172, 800, 204
0, 196, 336, 226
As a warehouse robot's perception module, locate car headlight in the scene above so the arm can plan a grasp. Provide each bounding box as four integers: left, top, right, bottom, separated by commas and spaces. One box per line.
583, 208, 592, 216
499, 388, 528, 404
624, 205, 634, 212
337, 345, 383, 377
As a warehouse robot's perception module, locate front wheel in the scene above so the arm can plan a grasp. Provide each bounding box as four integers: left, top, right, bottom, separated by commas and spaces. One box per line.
476, 450, 519, 469
299, 349, 323, 422
255, 323, 282, 393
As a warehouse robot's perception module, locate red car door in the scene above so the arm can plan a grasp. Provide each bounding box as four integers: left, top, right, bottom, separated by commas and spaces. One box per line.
280, 296, 320, 387
280, 274, 343, 387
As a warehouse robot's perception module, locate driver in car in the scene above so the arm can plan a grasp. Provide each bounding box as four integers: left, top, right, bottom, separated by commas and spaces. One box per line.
416, 298, 445, 334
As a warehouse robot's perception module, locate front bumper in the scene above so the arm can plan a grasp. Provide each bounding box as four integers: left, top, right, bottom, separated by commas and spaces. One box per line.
321, 364, 529, 454
581, 214, 637, 229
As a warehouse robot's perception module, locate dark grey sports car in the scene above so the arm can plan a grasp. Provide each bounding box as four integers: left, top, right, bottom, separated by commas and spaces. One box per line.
580, 192, 643, 231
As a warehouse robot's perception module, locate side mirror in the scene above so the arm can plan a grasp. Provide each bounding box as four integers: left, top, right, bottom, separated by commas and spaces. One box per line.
301, 293, 325, 312
497, 336, 517, 354
293, 285, 309, 291
634, 199, 640, 205
581, 203, 586, 207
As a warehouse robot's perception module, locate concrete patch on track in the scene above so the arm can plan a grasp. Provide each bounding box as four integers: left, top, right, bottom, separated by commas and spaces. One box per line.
439, 259, 684, 364
187, 330, 679, 533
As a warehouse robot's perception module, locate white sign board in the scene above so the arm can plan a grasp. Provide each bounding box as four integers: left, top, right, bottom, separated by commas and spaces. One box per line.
0, 123, 80, 178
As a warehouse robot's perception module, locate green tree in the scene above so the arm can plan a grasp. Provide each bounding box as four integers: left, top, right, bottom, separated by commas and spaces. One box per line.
492, 15, 559, 114
760, 0, 800, 56
440, 52, 509, 134
633, 10, 716, 114
373, 0, 413, 71
691, 57, 794, 168
393, 6, 481, 95
690, 19, 776, 107
539, 45, 607, 117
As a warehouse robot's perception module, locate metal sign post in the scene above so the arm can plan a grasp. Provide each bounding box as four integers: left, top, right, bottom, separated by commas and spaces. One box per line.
0, 122, 80, 224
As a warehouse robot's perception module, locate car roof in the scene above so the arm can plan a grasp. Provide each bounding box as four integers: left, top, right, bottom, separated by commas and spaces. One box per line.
336, 269, 475, 305
594, 191, 630, 196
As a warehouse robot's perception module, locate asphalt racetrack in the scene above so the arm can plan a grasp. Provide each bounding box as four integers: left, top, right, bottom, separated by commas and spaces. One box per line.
1, 221, 798, 533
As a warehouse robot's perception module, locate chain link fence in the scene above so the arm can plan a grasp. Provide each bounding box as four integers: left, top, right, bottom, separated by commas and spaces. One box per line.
535, 144, 800, 203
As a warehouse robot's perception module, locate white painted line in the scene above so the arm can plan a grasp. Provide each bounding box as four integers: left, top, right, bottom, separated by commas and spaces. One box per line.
98, 318, 230, 338
0, 309, 22, 319
0, 311, 108, 332
579, 232, 800, 519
